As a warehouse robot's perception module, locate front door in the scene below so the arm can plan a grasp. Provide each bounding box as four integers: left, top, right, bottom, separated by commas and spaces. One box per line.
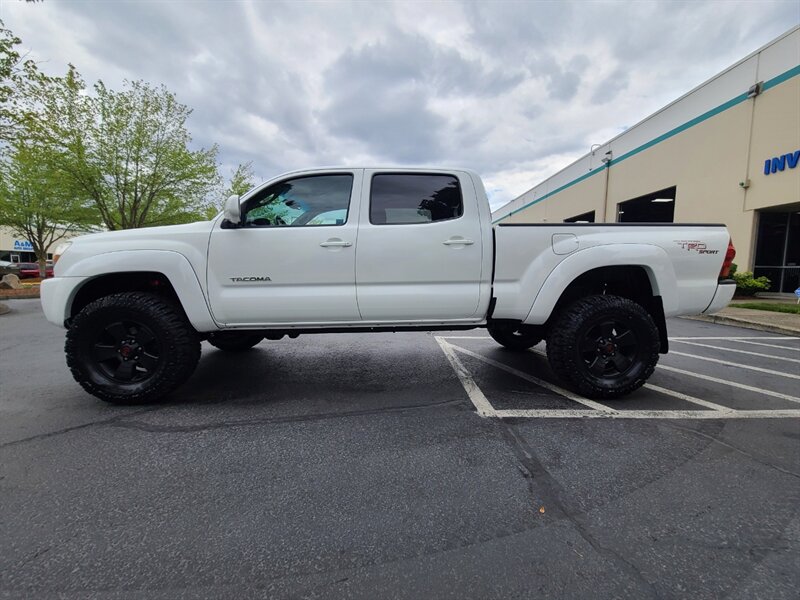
207, 170, 362, 326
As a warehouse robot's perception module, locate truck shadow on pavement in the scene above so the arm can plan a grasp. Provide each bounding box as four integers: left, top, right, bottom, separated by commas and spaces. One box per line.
172, 336, 472, 409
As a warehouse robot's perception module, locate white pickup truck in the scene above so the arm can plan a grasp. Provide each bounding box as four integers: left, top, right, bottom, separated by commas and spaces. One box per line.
41, 168, 737, 405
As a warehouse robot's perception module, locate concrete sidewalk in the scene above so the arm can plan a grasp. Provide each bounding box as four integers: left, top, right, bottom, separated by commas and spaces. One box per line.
686, 299, 800, 336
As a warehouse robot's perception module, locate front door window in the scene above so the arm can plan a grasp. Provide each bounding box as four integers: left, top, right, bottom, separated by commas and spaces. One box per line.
242, 174, 353, 228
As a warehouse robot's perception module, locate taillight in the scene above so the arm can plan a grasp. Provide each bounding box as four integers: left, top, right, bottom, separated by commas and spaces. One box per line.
719, 239, 736, 279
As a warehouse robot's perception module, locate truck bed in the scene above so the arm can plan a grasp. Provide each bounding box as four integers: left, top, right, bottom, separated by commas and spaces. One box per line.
492, 223, 732, 324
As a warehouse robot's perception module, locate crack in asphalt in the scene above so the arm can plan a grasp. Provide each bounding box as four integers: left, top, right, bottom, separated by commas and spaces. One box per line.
0, 406, 164, 450
497, 419, 661, 599
108, 399, 462, 434
661, 422, 800, 480
1, 399, 462, 448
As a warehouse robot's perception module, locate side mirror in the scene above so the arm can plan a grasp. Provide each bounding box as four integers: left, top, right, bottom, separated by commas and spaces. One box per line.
222, 194, 242, 227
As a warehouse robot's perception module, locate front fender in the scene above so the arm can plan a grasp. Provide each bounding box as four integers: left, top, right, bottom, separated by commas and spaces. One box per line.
523, 244, 678, 325
59, 250, 217, 331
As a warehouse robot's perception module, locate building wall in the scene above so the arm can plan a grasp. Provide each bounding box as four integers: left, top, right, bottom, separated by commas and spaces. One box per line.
493, 27, 800, 272
0, 226, 80, 262
746, 70, 800, 212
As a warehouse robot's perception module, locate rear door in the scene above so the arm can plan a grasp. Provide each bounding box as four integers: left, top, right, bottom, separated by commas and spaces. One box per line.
207, 170, 362, 326
355, 171, 485, 321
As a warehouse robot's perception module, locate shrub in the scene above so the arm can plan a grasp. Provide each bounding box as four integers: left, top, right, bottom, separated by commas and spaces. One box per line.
732, 270, 771, 296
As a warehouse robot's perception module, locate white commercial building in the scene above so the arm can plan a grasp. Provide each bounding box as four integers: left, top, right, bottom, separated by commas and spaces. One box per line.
492, 27, 799, 293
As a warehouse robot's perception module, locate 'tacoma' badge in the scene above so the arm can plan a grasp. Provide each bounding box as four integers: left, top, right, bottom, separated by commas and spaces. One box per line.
229, 276, 272, 282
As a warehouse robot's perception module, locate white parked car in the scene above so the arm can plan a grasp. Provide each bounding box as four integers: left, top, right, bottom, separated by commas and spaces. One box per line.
41, 168, 736, 404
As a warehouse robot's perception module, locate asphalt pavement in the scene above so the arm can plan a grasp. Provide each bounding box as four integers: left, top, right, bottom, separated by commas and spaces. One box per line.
1, 299, 799, 599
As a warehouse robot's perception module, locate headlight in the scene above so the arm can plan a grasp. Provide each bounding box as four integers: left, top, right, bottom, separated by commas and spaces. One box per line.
53, 242, 72, 265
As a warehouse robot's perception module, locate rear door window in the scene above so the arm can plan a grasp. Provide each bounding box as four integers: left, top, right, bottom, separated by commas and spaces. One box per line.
370, 174, 463, 225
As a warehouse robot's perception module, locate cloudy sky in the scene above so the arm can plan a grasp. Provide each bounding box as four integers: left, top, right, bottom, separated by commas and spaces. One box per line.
1, 0, 798, 210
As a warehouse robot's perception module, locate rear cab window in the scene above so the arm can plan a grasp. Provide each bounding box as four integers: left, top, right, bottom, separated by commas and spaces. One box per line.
369, 174, 463, 225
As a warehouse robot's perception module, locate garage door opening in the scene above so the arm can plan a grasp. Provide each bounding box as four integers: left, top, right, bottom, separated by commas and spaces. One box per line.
564, 210, 596, 223
616, 187, 676, 223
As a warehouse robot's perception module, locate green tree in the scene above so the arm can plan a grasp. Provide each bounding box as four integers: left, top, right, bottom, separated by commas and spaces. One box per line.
0, 21, 19, 142
226, 161, 256, 197
29, 71, 221, 230
0, 140, 97, 276
0, 19, 36, 144
206, 161, 256, 218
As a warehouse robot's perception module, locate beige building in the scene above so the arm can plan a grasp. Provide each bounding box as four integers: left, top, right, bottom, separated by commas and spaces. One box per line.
0, 226, 79, 263
493, 27, 800, 293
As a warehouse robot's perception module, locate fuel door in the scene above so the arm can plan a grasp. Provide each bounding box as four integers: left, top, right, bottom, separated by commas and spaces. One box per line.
552, 233, 579, 255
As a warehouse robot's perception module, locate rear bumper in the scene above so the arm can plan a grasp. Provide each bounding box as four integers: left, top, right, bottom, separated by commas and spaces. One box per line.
40, 276, 89, 328
702, 280, 736, 314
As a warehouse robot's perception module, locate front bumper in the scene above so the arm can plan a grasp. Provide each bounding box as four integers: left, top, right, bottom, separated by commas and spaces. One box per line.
702, 280, 737, 314
40, 277, 90, 328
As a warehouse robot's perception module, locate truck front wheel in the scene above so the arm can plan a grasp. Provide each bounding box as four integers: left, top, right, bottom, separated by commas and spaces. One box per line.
65, 292, 201, 404
546, 295, 659, 399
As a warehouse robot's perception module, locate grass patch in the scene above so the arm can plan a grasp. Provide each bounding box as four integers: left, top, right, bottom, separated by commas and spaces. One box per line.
732, 302, 800, 314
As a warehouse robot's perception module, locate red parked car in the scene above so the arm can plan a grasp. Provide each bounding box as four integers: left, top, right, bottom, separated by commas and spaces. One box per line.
17, 262, 54, 279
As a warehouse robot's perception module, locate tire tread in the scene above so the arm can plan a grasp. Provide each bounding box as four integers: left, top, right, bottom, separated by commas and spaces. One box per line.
546, 294, 659, 399
65, 292, 200, 404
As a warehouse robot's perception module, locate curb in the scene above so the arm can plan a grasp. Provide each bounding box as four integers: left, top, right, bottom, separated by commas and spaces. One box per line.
683, 314, 800, 337
0, 293, 39, 301
0, 302, 9, 316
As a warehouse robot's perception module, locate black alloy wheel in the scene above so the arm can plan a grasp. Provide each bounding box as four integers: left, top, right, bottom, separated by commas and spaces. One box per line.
546, 294, 660, 399
66, 292, 201, 404
578, 319, 638, 378
91, 320, 162, 383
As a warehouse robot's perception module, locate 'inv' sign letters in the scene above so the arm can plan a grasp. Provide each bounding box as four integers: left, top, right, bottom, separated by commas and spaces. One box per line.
763, 149, 800, 175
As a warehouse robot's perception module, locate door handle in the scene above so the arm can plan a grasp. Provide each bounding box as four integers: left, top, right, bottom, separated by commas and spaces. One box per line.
319, 240, 352, 247
442, 238, 474, 245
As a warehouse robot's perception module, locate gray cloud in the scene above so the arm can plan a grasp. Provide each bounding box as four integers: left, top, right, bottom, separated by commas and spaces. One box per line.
2, 0, 797, 209
548, 69, 581, 101
320, 28, 523, 162
591, 67, 629, 105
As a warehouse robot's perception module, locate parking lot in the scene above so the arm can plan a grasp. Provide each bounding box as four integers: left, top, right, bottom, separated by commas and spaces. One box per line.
1, 298, 799, 598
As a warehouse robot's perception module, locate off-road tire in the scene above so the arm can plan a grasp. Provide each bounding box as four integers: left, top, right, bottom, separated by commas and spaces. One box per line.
65, 292, 201, 404
487, 321, 543, 351
546, 294, 660, 399
207, 332, 264, 352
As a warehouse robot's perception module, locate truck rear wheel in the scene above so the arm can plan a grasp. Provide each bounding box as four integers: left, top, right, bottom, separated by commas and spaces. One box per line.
546, 295, 659, 399
65, 292, 201, 404
207, 332, 264, 352
487, 321, 543, 351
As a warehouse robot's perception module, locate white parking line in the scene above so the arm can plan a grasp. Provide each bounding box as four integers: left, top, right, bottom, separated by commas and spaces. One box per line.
669, 351, 800, 380
448, 343, 615, 412
669, 336, 800, 340
670, 340, 800, 364
436, 335, 800, 419
446, 336, 800, 341
642, 383, 731, 412
495, 409, 800, 419
434, 337, 496, 417
528, 346, 800, 404
730, 339, 800, 351
657, 364, 800, 405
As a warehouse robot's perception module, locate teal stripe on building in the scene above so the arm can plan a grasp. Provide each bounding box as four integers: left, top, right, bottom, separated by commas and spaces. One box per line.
494, 64, 800, 224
